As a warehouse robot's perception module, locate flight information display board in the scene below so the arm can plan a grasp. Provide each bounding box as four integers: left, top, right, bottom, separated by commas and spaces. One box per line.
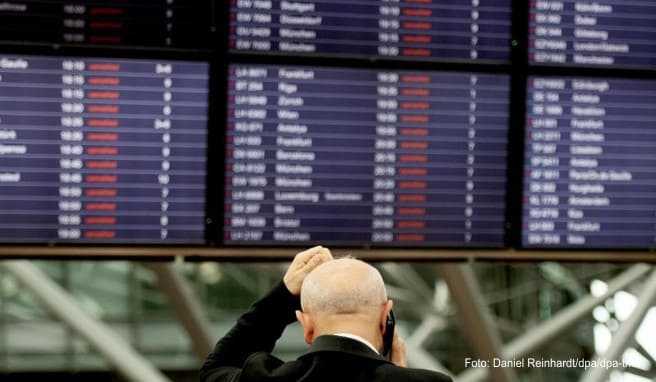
0, 0, 214, 49
529, 0, 656, 69
229, 0, 512, 63
225, 65, 509, 247
523, 76, 656, 248
0, 54, 208, 243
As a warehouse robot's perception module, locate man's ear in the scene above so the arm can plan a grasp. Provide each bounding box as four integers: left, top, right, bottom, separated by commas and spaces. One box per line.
380, 300, 394, 335
296, 310, 315, 345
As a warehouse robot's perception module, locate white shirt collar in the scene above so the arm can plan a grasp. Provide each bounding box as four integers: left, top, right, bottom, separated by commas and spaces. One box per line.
333, 333, 380, 355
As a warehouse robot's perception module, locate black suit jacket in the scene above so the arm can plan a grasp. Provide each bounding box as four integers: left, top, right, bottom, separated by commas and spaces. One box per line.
200, 281, 452, 382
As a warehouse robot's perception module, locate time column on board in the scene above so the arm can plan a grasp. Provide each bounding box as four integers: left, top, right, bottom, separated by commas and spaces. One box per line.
378, 0, 511, 61
371, 71, 400, 244
57, 58, 87, 241
58, 58, 125, 242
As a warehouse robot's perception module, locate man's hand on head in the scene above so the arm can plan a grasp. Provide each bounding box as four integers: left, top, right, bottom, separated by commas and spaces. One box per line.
283, 246, 333, 296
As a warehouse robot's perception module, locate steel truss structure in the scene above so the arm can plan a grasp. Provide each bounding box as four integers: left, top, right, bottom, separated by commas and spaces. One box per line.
1, 259, 654, 382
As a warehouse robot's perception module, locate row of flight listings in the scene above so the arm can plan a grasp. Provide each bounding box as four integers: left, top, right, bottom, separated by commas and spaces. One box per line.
0, 52, 654, 250
0, 0, 655, 69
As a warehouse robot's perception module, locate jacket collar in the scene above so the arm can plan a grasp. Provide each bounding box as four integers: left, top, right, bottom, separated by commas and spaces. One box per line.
300, 335, 390, 363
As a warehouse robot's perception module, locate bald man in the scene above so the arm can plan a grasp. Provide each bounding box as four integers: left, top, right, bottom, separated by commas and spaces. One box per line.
200, 246, 452, 382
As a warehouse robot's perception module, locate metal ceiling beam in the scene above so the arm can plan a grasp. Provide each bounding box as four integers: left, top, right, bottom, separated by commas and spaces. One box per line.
383, 264, 453, 377
407, 315, 446, 349
406, 339, 454, 378
623, 366, 656, 380
635, 343, 656, 366
580, 268, 656, 382
1, 260, 171, 382
438, 264, 519, 382
405, 315, 452, 375
456, 264, 652, 382
381, 263, 434, 302
146, 262, 215, 361
539, 263, 586, 298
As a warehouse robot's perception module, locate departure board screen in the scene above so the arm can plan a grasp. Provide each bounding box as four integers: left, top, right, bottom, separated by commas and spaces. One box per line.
229, 0, 512, 63
225, 65, 509, 247
529, 1, 656, 69
0, 1, 214, 49
0, 54, 208, 244
524, 76, 656, 248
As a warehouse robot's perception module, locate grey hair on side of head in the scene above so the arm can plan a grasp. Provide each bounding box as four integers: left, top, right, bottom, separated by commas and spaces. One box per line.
300, 257, 387, 315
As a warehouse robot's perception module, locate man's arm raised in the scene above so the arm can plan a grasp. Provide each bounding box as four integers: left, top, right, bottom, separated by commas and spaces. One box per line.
200, 246, 332, 382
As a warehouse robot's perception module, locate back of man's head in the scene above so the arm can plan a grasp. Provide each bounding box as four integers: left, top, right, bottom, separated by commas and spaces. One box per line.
300, 258, 387, 316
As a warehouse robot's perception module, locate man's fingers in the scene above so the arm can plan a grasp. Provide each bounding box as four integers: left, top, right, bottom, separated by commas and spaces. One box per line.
294, 245, 325, 264
392, 330, 405, 352
285, 246, 333, 295
299, 252, 325, 272
288, 246, 332, 278
391, 330, 407, 368
297, 248, 331, 269
288, 246, 333, 283
312, 249, 332, 265
395, 331, 405, 347
297, 245, 323, 258
300, 249, 332, 271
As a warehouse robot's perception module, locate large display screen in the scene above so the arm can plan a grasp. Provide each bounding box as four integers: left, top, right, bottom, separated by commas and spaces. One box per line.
0, 54, 208, 244
523, 76, 656, 248
0, 0, 214, 49
3, 3, 656, 257
224, 65, 509, 247
229, 0, 512, 63
529, 0, 656, 69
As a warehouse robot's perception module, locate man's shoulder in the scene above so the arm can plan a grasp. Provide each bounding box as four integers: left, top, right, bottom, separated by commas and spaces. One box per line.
243, 351, 302, 371
241, 351, 307, 379
242, 351, 452, 382
376, 363, 453, 382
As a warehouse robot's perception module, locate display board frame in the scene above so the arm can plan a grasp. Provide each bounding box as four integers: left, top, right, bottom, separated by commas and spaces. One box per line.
1, 246, 656, 263
2, 0, 656, 259
217, 0, 520, 252
513, 0, 656, 254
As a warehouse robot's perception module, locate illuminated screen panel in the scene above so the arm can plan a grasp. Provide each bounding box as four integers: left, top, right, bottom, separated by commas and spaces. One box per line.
524, 76, 656, 248
0, 54, 208, 244
224, 65, 509, 247
229, 0, 511, 63
529, 1, 656, 69
0, 0, 214, 49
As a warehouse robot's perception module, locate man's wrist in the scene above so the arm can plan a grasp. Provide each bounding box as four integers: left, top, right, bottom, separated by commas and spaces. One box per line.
271, 280, 301, 323
282, 278, 299, 296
